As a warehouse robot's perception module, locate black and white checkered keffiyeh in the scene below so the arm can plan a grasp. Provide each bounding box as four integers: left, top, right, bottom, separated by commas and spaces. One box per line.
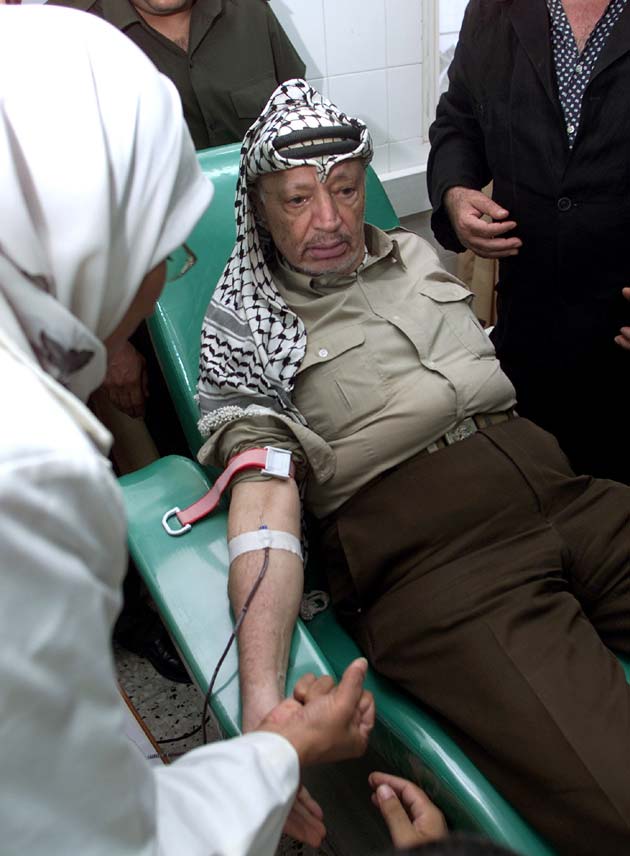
197, 79, 373, 437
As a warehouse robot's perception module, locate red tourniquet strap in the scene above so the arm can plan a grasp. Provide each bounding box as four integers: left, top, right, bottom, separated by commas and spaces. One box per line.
176, 448, 295, 527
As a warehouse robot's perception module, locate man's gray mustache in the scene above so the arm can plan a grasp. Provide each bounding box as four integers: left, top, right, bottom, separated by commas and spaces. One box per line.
306, 234, 352, 249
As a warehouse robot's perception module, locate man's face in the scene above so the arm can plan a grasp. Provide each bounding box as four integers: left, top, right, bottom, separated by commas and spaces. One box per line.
131, 0, 192, 16
255, 159, 366, 277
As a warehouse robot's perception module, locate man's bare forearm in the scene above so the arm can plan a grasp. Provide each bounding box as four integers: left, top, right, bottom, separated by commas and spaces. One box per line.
228, 478, 303, 732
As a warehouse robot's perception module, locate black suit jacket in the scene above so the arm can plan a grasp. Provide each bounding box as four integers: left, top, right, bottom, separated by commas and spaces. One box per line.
428, 0, 630, 371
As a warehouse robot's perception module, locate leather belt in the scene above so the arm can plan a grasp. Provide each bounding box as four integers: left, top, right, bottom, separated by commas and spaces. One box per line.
424, 409, 517, 454
162, 446, 295, 537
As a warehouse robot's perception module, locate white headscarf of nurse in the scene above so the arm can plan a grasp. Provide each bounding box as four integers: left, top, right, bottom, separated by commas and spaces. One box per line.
0, 3, 212, 425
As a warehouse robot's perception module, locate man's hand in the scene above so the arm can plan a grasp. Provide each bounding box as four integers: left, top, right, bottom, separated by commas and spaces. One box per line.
444, 186, 522, 259
281, 786, 326, 848
369, 772, 448, 849
614, 286, 630, 350
258, 659, 375, 848
260, 657, 375, 767
102, 340, 149, 417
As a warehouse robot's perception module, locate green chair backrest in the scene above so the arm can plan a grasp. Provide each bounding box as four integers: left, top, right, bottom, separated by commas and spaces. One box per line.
149, 142, 399, 458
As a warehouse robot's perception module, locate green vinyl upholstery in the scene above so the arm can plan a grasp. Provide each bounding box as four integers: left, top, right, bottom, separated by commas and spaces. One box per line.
120, 142, 598, 855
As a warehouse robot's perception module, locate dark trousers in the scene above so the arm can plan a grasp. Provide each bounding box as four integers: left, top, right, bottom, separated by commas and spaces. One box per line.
320, 418, 630, 855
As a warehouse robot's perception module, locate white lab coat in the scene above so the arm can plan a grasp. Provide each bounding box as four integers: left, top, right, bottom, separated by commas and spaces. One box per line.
0, 343, 299, 855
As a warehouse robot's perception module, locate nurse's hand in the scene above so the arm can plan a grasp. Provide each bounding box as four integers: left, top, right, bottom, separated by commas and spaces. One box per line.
444, 186, 522, 259
258, 658, 375, 848
103, 340, 149, 418
614, 287, 630, 350
260, 657, 374, 768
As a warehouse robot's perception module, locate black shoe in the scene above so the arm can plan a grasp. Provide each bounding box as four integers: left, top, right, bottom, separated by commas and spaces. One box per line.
115, 610, 192, 685
134, 627, 192, 685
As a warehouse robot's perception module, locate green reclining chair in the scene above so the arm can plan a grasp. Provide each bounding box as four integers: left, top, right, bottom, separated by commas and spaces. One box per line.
120, 143, 629, 854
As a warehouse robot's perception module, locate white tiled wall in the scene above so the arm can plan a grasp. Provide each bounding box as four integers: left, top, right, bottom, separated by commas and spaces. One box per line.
439, 0, 468, 53
271, 1, 467, 215
270, 0, 426, 179
438, 0, 467, 95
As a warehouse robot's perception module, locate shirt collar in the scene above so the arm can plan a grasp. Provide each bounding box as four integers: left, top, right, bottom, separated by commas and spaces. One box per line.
100, 0, 224, 40
100, 0, 140, 30
190, 0, 223, 49
365, 222, 405, 268
275, 224, 405, 296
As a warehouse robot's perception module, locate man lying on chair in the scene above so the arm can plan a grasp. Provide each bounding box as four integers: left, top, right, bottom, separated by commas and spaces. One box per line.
196, 80, 630, 855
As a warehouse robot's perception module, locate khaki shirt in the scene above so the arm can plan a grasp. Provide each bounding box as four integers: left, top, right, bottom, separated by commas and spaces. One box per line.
199, 226, 516, 517
48, 0, 305, 150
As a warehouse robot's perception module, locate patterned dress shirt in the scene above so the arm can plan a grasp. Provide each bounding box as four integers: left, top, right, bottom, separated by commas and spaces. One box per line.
546, 0, 627, 147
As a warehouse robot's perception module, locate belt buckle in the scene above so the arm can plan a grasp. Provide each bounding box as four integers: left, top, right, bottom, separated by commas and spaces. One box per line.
444, 416, 477, 446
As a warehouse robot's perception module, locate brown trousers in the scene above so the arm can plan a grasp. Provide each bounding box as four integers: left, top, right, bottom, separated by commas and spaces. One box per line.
320, 418, 630, 855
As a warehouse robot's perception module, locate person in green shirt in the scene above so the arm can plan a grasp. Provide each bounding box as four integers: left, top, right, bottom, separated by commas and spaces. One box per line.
48, 0, 305, 150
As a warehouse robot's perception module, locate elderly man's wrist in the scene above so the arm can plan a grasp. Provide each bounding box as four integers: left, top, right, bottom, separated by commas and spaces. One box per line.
241, 690, 283, 733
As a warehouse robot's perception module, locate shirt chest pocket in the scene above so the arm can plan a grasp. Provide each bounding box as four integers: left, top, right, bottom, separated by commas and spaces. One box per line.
292, 326, 388, 440
417, 281, 495, 360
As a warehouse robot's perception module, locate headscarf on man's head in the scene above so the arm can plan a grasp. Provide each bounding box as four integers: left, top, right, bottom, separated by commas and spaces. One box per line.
0, 5, 213, 423
197, 79, 373, 437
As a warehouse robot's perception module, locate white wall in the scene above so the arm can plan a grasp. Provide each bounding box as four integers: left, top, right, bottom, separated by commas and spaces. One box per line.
271, 0, 467, 217
439, 0, 467, 53
438, 0, 467, 93
270, 0, 428, 181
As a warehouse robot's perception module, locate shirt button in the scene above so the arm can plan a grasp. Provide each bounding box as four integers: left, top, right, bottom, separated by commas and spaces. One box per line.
557, 197, 572, 212
392, 314, 400, 321
575, 64, 583, 74
426, 360, 436, 370
567, 123, 576, 135
318, 348, 329, 358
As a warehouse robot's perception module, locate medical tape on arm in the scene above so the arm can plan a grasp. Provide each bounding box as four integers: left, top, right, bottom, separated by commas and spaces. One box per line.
228, 527, 303, 565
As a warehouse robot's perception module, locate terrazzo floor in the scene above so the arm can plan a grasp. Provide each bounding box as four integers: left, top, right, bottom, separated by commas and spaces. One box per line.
115, 642, 333, 856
